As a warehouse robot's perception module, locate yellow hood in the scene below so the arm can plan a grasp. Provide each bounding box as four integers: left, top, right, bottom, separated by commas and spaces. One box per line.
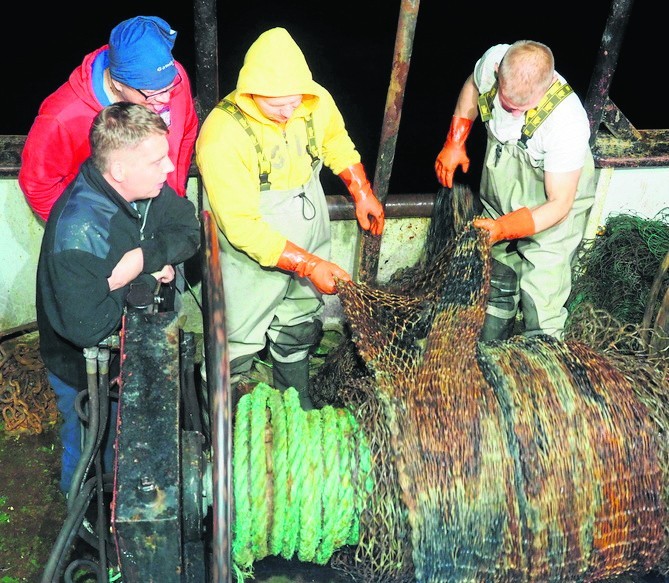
235, 27, 322, 113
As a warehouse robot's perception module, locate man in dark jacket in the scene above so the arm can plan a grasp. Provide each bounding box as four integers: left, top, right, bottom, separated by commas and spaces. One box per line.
37, 102, 200, 494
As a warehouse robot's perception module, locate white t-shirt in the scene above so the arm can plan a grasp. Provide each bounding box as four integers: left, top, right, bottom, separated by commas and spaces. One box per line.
473, 44, 591, 173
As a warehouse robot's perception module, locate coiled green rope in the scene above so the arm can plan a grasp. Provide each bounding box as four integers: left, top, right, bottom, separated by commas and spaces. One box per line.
232, 383, 373, 578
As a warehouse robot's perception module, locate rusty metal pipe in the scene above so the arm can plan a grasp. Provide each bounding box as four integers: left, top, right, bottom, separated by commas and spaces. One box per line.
584, 0, 635, 145
354, 0, 421, 285
200, 211, 232, 583
193, 0, 220, 123
327, 192, 434, 220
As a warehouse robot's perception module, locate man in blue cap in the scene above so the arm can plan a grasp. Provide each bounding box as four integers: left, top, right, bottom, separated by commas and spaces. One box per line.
19, 15, 198, 222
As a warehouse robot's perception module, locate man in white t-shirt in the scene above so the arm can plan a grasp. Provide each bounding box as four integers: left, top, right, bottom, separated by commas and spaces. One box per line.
435, 40, 595, 340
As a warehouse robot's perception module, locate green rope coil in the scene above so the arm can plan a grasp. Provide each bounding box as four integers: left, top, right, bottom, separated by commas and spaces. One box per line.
267, 389, 287, 556
314, 405, 343, 564
297, 409, 323, 562
282, 386, 306, 559
232, 383, 373, 577
249, 384, 270, 559
349, 410, 369, 545
331, 407, 358, 550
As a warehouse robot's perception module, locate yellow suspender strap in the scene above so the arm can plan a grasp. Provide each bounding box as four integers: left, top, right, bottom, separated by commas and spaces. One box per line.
216, 100, 321, 189
217, 99, 272, 191
519, 80, 573, 148
478, 86, 497, 122
477, 80, 573, 147
304, 116, 320, 170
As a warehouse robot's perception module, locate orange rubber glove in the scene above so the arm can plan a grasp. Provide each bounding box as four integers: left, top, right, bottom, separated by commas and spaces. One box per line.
473, 207, 536, 244
338, 163, 385, 235
434, 116, 473, 188
275, 240, 351, 294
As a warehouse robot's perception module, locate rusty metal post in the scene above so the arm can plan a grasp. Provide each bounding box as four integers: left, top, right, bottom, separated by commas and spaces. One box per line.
201, 211, 233, 583
193, 0, 219, 214
193, 0, 220, 124
584, 0, 635, 146
353, 0, 421, 285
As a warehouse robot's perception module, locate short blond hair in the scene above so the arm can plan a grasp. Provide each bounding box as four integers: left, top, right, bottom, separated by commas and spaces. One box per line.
497, 40, 554, 106
90, 102, 168, 173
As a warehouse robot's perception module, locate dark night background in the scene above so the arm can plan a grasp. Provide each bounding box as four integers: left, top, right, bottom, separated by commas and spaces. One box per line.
2, 1, 660, 196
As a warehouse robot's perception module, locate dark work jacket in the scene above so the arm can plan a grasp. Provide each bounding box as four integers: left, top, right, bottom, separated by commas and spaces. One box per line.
36, 158, 200, 390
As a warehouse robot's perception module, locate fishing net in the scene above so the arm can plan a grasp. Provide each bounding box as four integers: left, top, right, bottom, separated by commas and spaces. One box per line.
568, 209, 669, 327
316, 340, 415, 583
308, 185, 669, 582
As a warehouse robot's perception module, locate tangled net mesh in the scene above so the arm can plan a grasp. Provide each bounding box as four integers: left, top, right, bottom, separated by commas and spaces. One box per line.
568, 209, 669, 328
311, 186, 669, 582
0, 330, 57, 435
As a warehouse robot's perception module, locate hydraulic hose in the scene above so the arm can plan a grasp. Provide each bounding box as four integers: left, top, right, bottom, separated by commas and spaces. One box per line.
53, 344, 115, 583
94, 347, 110, 582
40, 477, 97, 583
67, 347, 101, 506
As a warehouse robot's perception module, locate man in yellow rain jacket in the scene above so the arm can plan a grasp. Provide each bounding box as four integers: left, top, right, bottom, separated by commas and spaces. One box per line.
196, 27, 384, 409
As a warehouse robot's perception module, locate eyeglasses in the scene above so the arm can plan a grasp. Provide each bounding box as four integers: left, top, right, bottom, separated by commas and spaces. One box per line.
134, 72, 182, 101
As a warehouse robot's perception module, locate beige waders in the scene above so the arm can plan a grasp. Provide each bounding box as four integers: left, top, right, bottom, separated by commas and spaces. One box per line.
479, 134, 595, 340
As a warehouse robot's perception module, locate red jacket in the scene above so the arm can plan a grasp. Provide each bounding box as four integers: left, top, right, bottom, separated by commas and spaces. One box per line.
19, 46, 199, 221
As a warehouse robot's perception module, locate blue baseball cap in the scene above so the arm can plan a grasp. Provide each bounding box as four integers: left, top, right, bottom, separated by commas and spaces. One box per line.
109, 16, 177, 90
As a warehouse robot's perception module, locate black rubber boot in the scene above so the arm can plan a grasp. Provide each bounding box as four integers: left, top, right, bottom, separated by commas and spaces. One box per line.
272, 357, 314, 411
480, 313, 516, 341
481, 257, 519, 341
